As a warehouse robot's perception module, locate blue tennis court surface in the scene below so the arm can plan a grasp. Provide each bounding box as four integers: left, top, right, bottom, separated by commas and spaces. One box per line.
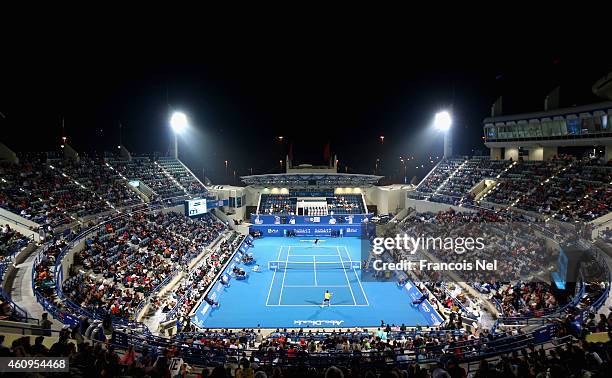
192, 237, 430, 328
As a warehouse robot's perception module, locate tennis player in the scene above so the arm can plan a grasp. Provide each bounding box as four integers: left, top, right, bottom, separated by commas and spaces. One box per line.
314, 238, 319, 246
321, 290, 333, 307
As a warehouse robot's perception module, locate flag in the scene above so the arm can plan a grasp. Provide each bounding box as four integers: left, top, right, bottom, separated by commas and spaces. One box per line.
288, 142, 293, 161
323, 142, 330, 162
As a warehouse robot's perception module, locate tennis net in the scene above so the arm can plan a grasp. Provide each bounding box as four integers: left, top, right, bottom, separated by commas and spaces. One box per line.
268, 260, 361, 270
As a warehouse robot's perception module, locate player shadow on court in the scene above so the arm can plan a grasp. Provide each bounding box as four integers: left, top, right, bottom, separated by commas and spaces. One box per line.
302, 299, 353, 306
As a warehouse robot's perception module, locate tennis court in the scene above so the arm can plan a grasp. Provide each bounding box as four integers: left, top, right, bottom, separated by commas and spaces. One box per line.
192, 237, 433, 329
266, 244, 368, 307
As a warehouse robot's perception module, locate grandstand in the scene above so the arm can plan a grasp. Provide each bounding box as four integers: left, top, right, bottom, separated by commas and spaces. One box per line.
0, 77, 611, 378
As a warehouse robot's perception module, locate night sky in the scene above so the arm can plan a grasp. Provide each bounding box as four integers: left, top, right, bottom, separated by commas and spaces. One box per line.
1, 40, 610, 185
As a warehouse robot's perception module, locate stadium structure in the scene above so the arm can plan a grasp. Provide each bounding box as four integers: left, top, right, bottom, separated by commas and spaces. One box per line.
0, 74, 610, 376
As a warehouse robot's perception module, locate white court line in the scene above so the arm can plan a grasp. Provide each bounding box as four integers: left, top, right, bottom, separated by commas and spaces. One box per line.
284, 254, 340, 257
313, 256, 318, 286
344, 245, 370, 306
266, 304, 369, 307
283, 285, 349, 288
285, 246, 344, 248
337, 247, 357, 305
265, 245, 284, 306
278, 245, 291, 305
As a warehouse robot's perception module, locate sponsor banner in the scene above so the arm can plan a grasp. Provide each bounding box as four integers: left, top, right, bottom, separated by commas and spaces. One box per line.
404, 282, 444, 326
532, 325, 554, 344
250, 224, 363, 237
293, 320, 345, 327
251, 214, 371, 225
207, 199, 229, 209
195, 241, 249, 326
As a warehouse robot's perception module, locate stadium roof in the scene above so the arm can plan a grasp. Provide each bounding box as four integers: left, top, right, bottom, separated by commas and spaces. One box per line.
482, 101, 612, 124
240, 173, 382, 187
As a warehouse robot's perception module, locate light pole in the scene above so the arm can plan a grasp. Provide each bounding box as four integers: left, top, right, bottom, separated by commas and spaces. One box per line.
433, 111, 452, 158
170, 112, 188, 159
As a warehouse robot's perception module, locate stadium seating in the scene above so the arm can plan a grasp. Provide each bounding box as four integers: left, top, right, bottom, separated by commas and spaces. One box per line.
0, 153, 208, 233
162, 234, 243, 326
414, 157, 466, 195
327, 194, 365, 214
4, 318, 609, 377
16, 202, 611, 376
0, 156, 111, 228
258, 194, 296, 215
54, 156, 142, 208
436, 157, 512, 198
157, 157, 208, 196
413, 155, 612, 222
483, 157, 571, 207
526, 158, 612, 221
108, 156, 187, 200
61, 211, 224, 321
0, 224, 31, 264
258, 194, 366, 215
1, 151, 609, 376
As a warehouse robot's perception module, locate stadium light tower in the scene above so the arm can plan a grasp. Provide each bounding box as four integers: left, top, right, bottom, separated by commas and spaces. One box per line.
433, 110, 452, 157
170, 112, 188, 159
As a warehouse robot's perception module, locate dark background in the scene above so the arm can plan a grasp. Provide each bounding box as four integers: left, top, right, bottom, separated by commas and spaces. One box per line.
1, 36, 610, 185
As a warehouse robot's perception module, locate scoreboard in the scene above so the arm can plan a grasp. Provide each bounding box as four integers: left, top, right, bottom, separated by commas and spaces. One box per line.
185, 199, 208, 217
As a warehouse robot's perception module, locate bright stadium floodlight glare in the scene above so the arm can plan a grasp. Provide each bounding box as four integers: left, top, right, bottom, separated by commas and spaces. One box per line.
170, 111, 188, 159
434, 111, 452, 131
170, 112, 188, 134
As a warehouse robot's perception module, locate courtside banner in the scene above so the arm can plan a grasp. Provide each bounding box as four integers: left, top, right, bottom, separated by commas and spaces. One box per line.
250, 224, 362, 237
239, 242, 249, 254
404, 282, 444, 326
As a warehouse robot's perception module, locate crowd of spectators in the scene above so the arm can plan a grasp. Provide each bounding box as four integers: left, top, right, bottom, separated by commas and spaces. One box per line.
259, 194, 368, 216
437, 157, 511, 199
489, 282, 558, 318
483, 157, 570, 207
414, 158, 466, 195
259, 195, 297, 215
400, 209, 554, 282
2, 314, 612, 378
386, 209, 561, 324
0, 153, 209, 232
31, 236, 77, 322
412, 155, 611, 224
160, 234, 243, 327
61, 211, 225, 321
0, 223, 30, 263
0, 331, 193, 377
157, 157, 208, 196
109, 156, 188, 200
0, 156, 110, 228
327, 195, 366, 215
55, 156, 143, 208
529, 157, 612, 221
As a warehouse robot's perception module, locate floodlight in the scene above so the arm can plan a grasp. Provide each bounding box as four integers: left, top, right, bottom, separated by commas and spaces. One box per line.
434, 111, 452, 131
170, 112, 188, 133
